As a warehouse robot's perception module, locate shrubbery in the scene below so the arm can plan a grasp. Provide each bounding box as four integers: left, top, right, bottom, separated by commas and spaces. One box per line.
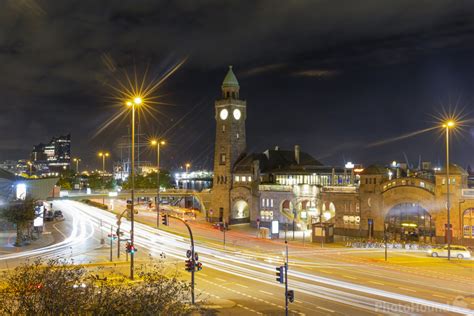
0, 259, 210, 315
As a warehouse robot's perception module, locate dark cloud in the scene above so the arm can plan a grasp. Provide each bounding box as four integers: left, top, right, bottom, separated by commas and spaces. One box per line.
0, 0, 474, 169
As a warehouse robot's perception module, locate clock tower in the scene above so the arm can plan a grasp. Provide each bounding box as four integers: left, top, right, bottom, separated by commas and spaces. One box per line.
210, 66, 247, 223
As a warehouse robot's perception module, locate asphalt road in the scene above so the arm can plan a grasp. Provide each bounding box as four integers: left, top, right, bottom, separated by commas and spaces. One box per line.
3, 200, 464, 315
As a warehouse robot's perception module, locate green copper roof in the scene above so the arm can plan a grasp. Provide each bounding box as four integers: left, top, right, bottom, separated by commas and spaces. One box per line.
222, 65, 239, 88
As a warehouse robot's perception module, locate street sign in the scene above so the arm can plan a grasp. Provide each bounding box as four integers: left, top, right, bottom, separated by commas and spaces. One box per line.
186, 250, 192, 258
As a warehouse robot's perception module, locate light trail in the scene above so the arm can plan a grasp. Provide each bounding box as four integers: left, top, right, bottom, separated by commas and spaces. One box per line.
56, 200, 473, 315
0, 206, 95, 262
365, 126, 438, 148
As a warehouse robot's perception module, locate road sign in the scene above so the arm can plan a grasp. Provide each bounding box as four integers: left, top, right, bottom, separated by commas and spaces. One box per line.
186, 250, 192, 258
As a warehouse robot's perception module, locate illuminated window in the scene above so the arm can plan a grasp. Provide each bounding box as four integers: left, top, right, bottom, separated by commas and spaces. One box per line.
270, 199, 274, 207
235, 176, 240, 182
248, 176, 252, 182
220, 154, 226, 165
222, 125, 226, 133
420, 181, 425, 188
242, 176, 246, 182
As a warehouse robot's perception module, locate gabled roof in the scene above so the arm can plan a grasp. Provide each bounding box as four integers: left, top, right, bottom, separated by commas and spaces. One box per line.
233, 149, 323, 173
222, 66, 239, 88
359, 165, 387, 175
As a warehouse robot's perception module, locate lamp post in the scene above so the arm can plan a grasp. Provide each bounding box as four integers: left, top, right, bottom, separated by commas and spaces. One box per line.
73, 158, 81, 174
185, 163, 191, 173
98, 152, 109, 173
151, 139, 166, 228
443, 120, 455, 260
126, 96, 142, 280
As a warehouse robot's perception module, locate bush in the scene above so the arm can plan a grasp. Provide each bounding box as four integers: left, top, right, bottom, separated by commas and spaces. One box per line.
82, 199, 108, 210
0, 259, 209, 315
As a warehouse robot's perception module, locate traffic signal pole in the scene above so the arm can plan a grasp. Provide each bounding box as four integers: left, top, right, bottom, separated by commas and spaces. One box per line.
167, 214, 196, 305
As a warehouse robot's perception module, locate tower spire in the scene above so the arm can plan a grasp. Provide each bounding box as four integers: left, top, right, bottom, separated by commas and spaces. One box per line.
221, 65, 240, 99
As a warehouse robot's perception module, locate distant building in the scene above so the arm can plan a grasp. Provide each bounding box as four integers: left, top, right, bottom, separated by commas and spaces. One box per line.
31, 134, 71, 173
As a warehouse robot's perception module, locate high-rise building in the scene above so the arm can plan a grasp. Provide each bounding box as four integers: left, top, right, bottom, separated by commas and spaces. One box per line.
31, 134, 71, 172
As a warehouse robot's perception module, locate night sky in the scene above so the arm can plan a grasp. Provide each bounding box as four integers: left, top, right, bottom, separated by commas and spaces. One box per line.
1, 1, 474, 171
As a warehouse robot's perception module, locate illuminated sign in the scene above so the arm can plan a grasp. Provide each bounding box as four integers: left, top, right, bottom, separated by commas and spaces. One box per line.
16, 183, 26, 200
271, 220, 279, 234
108, 191, 118, 197
345, 162, 355, 169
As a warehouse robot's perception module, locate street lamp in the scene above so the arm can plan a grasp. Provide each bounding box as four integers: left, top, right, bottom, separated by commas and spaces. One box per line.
151, 139, 166, 228
185, 163, 191, 173
126, 96, 142, 280
442, 120, 455, 260
98, 152, 110, 173
73, 158, 81, 174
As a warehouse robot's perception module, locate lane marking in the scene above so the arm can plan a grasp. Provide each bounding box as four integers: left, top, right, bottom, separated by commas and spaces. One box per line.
342, 275, 358, 280
433, 294, 448, 299
259, 290, 274, 296
235, 283, 249, 288
215, 277, 226, 282
398, 287, 417, 293
317, 306, 335, 313
369, 281, 385, 286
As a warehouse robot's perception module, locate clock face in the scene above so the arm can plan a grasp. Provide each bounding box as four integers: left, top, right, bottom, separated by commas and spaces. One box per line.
219, 109, 228, 120
233, 109, 241, 120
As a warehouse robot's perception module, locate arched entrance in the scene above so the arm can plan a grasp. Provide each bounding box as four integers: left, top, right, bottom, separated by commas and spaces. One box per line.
463, 208, 474, 240
231, 200, 250, 223
385, 203, 435, 242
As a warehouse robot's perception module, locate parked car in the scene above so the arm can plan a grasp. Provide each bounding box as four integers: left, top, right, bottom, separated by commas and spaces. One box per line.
53, 210, 64, 219
427, 245, 471, 259
44, 211, 54, 221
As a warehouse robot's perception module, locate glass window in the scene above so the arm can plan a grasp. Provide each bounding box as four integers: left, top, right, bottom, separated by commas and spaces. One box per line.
242, 176, 246, 182
220, 154, 226, 164
235, 176, 240, 182
270, 199, 274, 207
248, 176, 252, 182
463, 209, 474, 239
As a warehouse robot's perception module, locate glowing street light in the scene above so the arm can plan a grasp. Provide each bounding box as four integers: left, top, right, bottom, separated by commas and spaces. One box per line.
185, 163, 191, 174
73, 158, 81, 174
126, 96, 142, 280
442, 119, 456, 260
151, 139, 166, 228
98, 152, 110, 173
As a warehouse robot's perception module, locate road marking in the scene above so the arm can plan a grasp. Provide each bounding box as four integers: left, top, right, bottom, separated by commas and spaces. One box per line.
295, 300, 303, 304
369, 281, 385, 286
319, 270, 333, 274
317, 306, 335, 313
235, 283, 248, 288
433, 294, 448, 299
215, 277, 226, 282
52, 222, 68, 239
259, 290, 274, 296
398, 287, 417, 292
342, 274, 358, 280
198, 273, 208, 277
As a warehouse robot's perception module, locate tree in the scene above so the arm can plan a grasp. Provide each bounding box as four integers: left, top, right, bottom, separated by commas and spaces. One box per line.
0, 259, 210, 315
122, 170, 172, 190
0, 198, 37, 247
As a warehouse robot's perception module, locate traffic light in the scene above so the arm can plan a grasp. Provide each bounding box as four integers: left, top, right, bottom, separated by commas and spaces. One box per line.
161, 214, 169, 226
276, 266, 284, 283
287, 290, 294, 303
185, 259, 194, 272
125, 242, 137, 254
196, 262, 202, 271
